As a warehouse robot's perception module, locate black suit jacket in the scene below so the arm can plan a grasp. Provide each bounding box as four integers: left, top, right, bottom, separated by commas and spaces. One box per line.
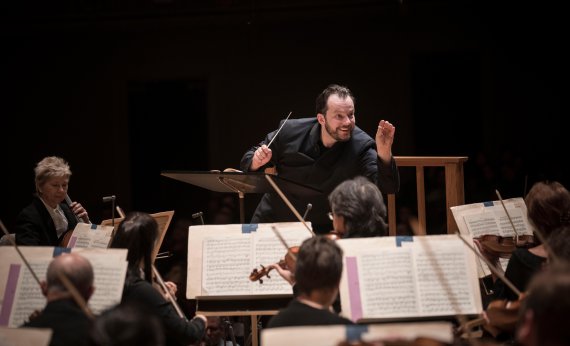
240, 118, 400, 232
15, 195, 78, 246
22, 299, 91, 346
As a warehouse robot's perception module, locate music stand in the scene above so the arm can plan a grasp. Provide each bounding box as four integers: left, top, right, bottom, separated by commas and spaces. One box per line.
161, 170, 322, 224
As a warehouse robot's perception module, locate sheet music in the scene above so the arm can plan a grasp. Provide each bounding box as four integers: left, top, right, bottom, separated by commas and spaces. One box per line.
0, 247, 128, 327
338, 235, 482, 322
202, 236, 252, 295
359, 249, 418, 317
261, 322, 454, 346
0, 326, 52, 346
187, 222, 313, 299
451, 197, 534, 278
66, 223, 114, 249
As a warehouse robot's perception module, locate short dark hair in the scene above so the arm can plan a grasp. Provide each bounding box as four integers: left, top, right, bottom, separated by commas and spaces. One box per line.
294, 236, 343, 295
315, 84, 355, 115
110, 212, 158, 283
525, 181, 570, 240
520, 264, 570, 346
328, 176, 387, 237
546, 225, 570, 264
89, 303, 165, 346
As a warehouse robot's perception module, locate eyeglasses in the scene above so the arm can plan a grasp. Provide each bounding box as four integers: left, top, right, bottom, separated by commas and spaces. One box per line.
328, 212, 334, 221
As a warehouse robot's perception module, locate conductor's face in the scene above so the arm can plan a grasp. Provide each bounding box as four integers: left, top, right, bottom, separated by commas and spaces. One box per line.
319, 94, 355, 144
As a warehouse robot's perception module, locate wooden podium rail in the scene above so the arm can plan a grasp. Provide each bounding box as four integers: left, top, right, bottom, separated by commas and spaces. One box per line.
387, 156, 468, 236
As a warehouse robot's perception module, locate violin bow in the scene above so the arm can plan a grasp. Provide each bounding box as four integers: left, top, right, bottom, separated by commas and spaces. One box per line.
455, 233, 522, 297
56, 270, 95, 320
152, 264, 187, 320
1, 219, 94, 319
496, 189, 559, 264
1, 220, 42, 287
264, 174, 315, 236
271, 225, 297, 262
495, 190, 520, 239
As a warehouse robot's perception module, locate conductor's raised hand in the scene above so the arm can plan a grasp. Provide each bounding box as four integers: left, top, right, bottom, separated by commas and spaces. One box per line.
250, 144, 273, 171
375, 120, 395, 163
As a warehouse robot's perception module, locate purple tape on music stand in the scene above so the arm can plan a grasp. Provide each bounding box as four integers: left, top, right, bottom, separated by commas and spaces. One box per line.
345, 256, 363, 322
0, 264, 21, 326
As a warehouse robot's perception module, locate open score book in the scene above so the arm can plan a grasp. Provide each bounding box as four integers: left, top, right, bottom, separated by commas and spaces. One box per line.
186, 222, 313, 299
337, 234, 483, 323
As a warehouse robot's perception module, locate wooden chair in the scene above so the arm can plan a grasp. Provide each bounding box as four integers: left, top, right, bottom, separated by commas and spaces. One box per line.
387, 156, 468, 236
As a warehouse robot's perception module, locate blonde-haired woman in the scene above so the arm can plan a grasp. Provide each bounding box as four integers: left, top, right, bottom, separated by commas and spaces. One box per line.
15, 156, 89, 245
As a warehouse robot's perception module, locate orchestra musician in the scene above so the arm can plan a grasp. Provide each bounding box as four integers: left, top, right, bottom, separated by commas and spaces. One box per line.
22, 253, 95, 346
266, 236, 354, 328
327, 175, 388, 238
240, 84, 399, 234
109, 211, 207, 346
266, 176, 388, 286
90, 303, 165, 346
476, 180, 570, 301
15, 156, 90, 246
516, 263, 570, 346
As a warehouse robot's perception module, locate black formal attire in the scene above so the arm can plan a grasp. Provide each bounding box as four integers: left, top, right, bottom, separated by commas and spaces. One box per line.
493, 248, 546, 301
22, 299, 91, 346
240, 118, 399, 233
121, 272, 206, 346
15, 195, 79, 246
267, 299, 354, 328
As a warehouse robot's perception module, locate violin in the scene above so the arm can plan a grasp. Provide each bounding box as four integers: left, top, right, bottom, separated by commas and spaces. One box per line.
249, 246, 299, 284
459, 294, 525, 339
477, 234, 535, 259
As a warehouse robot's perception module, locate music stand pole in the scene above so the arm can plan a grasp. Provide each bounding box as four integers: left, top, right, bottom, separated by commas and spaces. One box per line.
217, 178, 246, 224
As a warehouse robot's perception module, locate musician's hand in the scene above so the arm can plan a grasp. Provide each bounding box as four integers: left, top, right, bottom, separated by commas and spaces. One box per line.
70, 201, 90, 223
27, 309, 42, 322
268, 263, 295, 285
375, 120, 395, 163
250, 144, 273, 171
193, 314, 207, 324
163, 281, 178, 300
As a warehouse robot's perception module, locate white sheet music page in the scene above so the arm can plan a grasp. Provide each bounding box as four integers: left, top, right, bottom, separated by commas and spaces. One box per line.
66, 223, 115, 249
0, 247, 127, 327
338, 235, 482, 322
450, 197, 534, 277
187, 222, 312, 299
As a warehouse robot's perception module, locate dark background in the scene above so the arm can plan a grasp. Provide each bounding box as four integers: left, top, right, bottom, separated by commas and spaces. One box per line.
1, 0, 567, 235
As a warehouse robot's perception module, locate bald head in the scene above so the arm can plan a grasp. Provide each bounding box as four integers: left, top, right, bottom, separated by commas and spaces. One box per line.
45, 253, 94, 300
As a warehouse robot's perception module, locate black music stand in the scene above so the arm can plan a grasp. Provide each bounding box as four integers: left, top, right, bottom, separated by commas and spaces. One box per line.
161, 170, 322, 224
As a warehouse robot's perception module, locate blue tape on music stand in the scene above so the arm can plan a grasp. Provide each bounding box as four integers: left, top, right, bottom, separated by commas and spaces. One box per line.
345, 324, 368, 342
483, 201, 494, 207
396, 235, 414, 247
91, 224, 97, 230
241, 224, 258, 233
53, 247, 71, 257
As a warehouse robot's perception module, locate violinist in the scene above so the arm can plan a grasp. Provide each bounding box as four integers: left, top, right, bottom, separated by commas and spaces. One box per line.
327, 176, 388, 239
15, 156, 90, 246
477, 181, 570, 301
239, 84, 399, 234
516, 263, 570, 346
90, 303, 165, 346
109, 211, 207, 346
22, 253, 95, 346
266, 176, 388, 288
266, 236, 354, 328
473, 225, 570, 343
